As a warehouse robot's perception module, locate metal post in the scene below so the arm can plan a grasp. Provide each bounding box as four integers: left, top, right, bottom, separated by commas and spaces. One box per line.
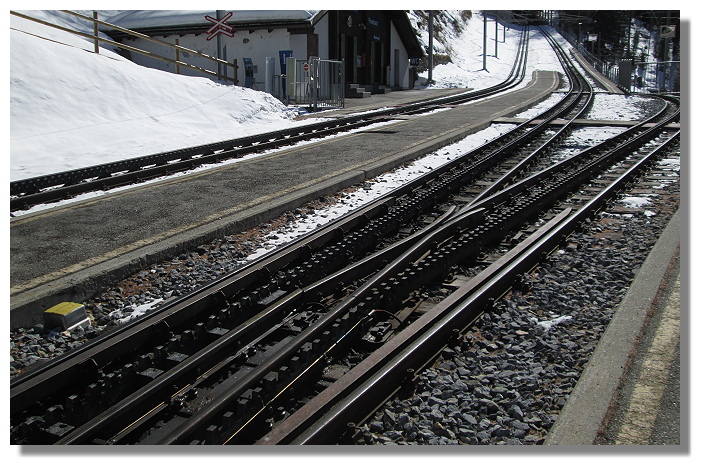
93, 11, 99, 53
494, 12, 498, 58
664, 10, 671, 62
216, 10, 224, 79
482, 13, 487, 71
428, 11, 434, 84
312, 57, 318, 111
175, 38, 180, 75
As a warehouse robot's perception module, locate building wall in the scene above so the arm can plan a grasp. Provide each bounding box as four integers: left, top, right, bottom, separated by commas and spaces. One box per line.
114, 11, 415, 91
121, 27, 312, 86
314, 14, 329, 59
325, 11, 415, 89
389, 22, 411, 88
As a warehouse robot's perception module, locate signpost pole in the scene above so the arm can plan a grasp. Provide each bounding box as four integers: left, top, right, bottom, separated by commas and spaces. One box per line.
216, 10, 223, 79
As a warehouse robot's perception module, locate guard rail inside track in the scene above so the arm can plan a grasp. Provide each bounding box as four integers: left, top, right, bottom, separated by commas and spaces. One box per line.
9, 26, 680, 445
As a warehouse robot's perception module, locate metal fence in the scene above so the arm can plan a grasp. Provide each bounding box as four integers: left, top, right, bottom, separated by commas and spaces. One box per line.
279, 57, 344, 111
552, 22, 679, 95
628, 61, 680, 94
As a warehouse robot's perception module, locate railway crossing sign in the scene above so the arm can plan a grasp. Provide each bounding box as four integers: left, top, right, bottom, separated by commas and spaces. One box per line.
205, 11, 234, 40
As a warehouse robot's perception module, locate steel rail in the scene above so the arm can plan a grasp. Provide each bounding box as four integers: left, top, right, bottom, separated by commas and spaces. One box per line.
158, 77, 626, 444
8, 22, 656, 442
466, 26, 595, 205
51, 205, 462, 444
44, 104, 676, 442
252, 99, 675, 443
52, 61, 622, 442
260, 206, 575, 444
10, 28, 533, 398
10, 28, 531, 212
9, 195, 395, 411
155, 32, 624, 444
11, 52, 546, 418
9, 117, 391, 211
12, 25, 612, 444
9, 26, 583, 444
454, 95, 678, 219
97, 50, 674, 447
153, 206, 488, 444
261, 130, 680, 444
11, 61, 672, 448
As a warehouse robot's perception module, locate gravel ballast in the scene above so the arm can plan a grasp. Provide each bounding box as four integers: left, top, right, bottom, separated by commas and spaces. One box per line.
355, 155, 680, 445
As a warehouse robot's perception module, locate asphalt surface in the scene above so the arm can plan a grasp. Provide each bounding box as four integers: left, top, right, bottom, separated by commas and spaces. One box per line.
10, 71, 559, 327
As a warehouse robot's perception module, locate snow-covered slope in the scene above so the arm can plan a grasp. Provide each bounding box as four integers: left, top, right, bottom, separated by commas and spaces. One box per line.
408, 10, 567, 89
10, 11, 306, 181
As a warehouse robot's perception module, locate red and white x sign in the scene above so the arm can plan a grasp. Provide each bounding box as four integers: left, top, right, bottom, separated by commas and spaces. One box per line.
205, 12, 234, 41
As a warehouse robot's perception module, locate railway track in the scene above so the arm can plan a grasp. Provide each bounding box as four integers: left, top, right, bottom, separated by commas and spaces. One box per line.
9, 28, 532, 213
10, 27, 680, 445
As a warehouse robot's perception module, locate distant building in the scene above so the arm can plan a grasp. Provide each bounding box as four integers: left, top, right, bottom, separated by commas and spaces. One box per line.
102, 10, 424, 93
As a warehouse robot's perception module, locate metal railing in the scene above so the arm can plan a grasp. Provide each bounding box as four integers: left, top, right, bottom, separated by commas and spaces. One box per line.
284, 57, 345, 111
10, 10, 238, 83
574, 43, 620, 84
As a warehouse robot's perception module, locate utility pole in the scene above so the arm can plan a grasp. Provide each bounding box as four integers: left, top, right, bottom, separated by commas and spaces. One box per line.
428, 10, 434, 84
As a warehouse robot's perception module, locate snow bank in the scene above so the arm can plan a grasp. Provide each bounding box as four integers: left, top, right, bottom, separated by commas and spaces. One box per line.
10, 10, 307, 181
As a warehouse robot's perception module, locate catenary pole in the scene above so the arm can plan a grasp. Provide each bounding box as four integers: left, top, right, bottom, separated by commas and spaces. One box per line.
495, 11, 498, 57
483, 12, 487, 71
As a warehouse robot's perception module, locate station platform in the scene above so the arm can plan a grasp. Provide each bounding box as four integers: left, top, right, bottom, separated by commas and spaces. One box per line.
545, 209, 682, 446
10, 71, 560, 328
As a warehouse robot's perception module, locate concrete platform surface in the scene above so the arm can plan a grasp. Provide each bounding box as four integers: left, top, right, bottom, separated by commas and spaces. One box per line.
545, 209, 681, 446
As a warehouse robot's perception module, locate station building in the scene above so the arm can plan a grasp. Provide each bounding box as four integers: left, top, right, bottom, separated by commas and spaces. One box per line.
102, 10, 425, 94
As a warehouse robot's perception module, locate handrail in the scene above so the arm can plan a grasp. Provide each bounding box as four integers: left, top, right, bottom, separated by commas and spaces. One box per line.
60, 10, 235, 69
10, 10, 238, 83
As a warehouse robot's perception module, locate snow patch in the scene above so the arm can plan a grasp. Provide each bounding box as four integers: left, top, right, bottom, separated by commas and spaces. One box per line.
620, 196, 652, 208
533, 315, 573, 332
114, 298, 165, 325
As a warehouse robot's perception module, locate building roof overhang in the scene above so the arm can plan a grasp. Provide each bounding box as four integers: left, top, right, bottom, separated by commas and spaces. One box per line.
102, 10, 324, 37
389, 11, 425, 58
